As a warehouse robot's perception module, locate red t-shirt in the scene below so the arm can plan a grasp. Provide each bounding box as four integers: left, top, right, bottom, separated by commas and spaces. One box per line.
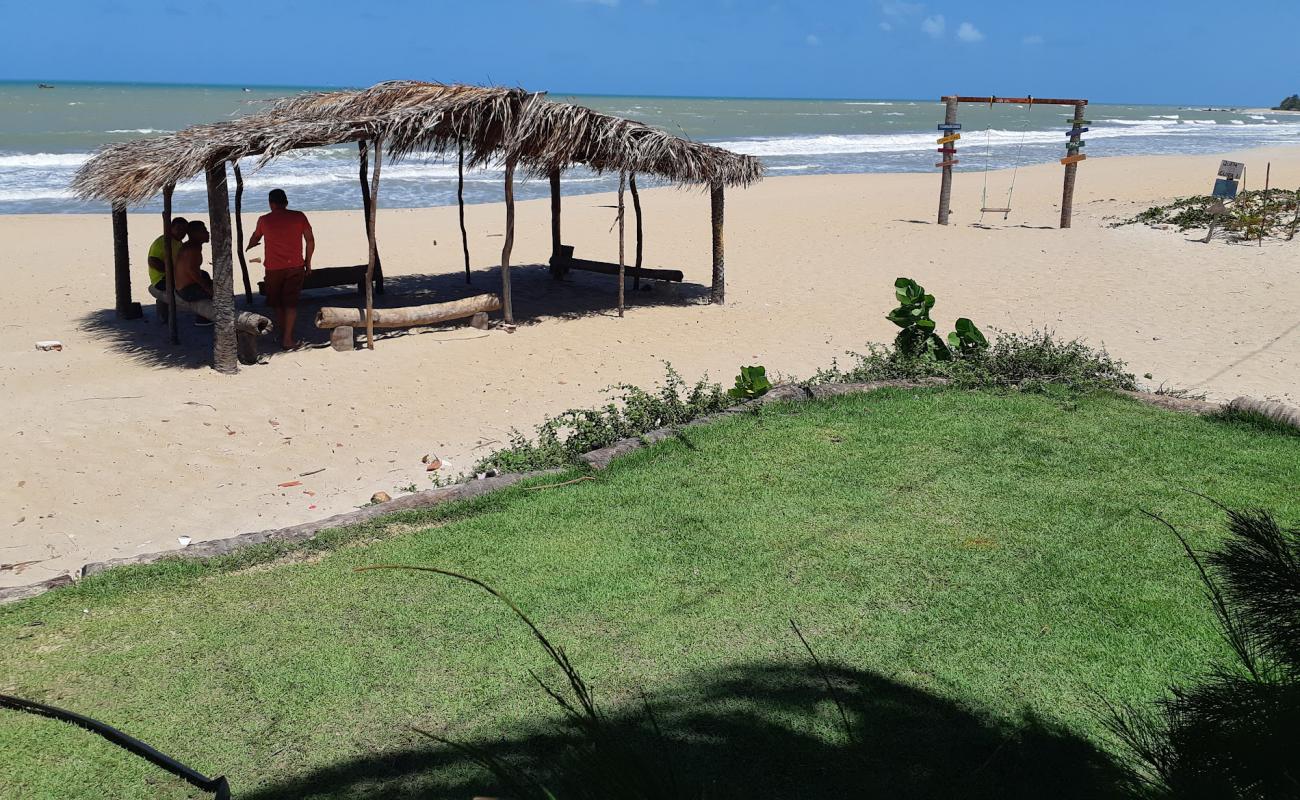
254, 209, 312, 270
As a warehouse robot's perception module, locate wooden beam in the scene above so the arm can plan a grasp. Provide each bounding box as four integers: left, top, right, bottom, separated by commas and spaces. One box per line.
363, 138, 383, 349
710, 183, 725, 304
358, 140, 383, 296
459, 143, 471, 284
549, 167, 562, 264
938, 96, 958, 225
617, 170, 626, 318
206, 162, 238, 375
501, 158, 516, 324
562, 258, 682, 283
947, 96, 1087, 106
111, 202, 141, 319
629, 173, 644, 291
162, 183, 179, 345
315, 293, 500, 329
231, 160, 253, 303
148, 284, 271, 336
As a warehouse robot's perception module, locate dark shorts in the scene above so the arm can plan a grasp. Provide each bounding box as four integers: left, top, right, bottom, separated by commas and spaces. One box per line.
178, 283, 211, 302
265, 267, 306, 309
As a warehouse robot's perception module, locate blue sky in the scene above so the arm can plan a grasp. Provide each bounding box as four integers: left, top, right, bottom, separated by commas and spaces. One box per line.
1, 0, 1294, 104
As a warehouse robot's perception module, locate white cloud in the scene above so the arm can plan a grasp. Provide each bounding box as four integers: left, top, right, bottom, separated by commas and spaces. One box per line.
1022, 34, 1044, 45
879, 20, 892, 31
956, 21, 984, 42
805, 33, 821, 46
921, 14, 945, 37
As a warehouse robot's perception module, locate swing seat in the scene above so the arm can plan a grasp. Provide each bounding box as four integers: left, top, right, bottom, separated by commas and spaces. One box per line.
980, 207, 1012, 214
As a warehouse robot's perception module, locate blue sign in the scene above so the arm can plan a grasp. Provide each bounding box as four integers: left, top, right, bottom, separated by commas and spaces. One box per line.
1067, 127, 1090, 136
937, 123, 962, 131
1213, 178, 1239, 199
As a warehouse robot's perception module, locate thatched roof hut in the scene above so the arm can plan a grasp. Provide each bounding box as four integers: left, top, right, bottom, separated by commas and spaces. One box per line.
75, 81, 762, 374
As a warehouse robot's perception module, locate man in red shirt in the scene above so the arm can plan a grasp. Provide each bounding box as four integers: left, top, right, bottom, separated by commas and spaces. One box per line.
247, 189, 314, 350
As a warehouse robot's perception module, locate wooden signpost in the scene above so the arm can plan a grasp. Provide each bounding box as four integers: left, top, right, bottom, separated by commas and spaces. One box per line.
936, 95, 1089, 228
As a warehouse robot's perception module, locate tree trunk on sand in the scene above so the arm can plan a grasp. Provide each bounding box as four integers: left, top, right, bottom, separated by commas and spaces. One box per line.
316, 293, 500, 329
232, 160, 253, 303
501, 158, 516, 324
163, 183, 179, 345
629, 174, 643, 290
617, 170, 626, 318
206, 162, 238, 374
363, 138, 383, 349
112, 202, 141, 319
710, 183, 725, 304
459, 142, 471, 284
1228, 396, 1300, 432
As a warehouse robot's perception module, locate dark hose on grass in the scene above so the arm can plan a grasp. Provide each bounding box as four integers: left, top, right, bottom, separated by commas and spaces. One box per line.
0, 693, 230, 799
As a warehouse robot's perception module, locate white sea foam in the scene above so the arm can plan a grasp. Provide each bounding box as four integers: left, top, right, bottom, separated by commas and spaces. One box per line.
106, 128, 173, 134
0, 152, 92, 168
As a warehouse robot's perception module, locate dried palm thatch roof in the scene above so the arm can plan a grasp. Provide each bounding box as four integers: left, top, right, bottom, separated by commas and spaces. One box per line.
73, 81, 762, 206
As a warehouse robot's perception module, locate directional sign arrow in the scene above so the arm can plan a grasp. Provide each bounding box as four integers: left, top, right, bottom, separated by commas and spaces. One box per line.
938, 123, 962, 131
1067, 127, 1090, 136
936, 159, 959, 168
937, 133, 961, 144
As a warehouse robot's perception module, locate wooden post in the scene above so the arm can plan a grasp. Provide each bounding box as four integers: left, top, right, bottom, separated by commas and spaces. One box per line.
938, 96, 958, 225
459, 142, 471, 284
162, 183, 179, 345
549, 167, 562, 265
617, 170, 626, 318
501, 158, 516, 324
363, 138, 383, 349
1060, 101, 1087, 229
358, 140, 384, 296
231, 160, 253, 303
710, 183, 725, 304
111, 202, 141, 319
629, 173, 644, 291
206, 162, 238, 375
1261, 162, 1271, 247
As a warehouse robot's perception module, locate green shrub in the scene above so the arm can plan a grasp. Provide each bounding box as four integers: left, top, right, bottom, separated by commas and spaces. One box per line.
728, 366, 772, 400
810, 329, 1135, 395
478, 364, 733, 473
1114, 190, 1300, 241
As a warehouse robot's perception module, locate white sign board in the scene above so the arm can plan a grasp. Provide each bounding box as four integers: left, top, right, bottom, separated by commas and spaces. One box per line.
1218, 160, 1245, 180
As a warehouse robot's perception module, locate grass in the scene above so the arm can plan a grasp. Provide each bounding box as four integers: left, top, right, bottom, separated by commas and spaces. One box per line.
1, 388, 1298, 799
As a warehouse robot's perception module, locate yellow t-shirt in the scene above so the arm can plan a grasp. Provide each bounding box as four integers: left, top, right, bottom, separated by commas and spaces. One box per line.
147, 236, 184, 285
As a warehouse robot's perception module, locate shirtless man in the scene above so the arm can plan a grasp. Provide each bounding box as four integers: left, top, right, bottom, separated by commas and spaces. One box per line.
174, 220, 213, 325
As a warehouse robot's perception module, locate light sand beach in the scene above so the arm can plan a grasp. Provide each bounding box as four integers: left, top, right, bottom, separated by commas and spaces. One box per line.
2, 146, 1297, 587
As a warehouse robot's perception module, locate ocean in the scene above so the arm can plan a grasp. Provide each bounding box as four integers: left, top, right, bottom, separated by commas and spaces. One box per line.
2, 82, 1298, 215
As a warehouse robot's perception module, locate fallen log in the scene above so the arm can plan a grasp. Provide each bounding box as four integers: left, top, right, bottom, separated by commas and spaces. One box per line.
1228, 396, 1300, 431
315, 293, 500, 330
562, 257, 684, 283
148, 284, 272, 337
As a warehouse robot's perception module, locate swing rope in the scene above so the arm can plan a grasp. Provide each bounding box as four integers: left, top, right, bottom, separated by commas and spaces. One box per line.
980, 95, 1033, 223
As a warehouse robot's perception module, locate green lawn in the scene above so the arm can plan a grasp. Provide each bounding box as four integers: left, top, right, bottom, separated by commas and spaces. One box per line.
1, 389, 1297, 799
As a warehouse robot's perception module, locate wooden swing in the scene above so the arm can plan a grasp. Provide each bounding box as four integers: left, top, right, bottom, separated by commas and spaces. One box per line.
978, 96, 1033, 220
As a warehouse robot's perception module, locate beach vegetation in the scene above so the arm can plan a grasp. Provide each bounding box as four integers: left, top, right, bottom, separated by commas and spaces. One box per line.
1114, 190, 1300, 241
3, 389, 1298, 798
727, 365, 772, 401
1106, 506, 1300, 798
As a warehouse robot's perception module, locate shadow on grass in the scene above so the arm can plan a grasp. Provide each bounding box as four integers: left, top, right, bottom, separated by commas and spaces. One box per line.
76, 264, 708, 370
243, 662, 1134, 800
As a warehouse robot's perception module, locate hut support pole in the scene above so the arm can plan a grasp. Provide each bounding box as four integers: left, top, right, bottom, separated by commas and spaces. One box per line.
938, 96, 958, 225
1060, 101, 1086, 229
206, 162, 238, 374
549, 167, 562, 273
459, 143, 471, 284
163, 183, 179, 345
232, 161, 253, 303
617, 171, 626, 318
358, 141, 384, 297
112, 202, 141, 319
629, 174, 643, 291
501, 158, 516, 324
710, 183, 725, 305
364, 138, 383, 350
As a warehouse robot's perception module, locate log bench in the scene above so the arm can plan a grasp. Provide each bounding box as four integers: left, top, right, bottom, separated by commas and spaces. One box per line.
256, 265, 376, 298
549, 245, 684, 283
149, 284, 274, 365
316, 293, 501, 351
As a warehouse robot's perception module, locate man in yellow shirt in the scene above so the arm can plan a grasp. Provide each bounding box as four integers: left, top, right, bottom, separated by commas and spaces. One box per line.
147, 217, 189, 287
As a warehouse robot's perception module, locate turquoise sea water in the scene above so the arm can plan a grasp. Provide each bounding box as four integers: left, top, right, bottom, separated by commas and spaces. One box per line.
2, 82, 1298, 214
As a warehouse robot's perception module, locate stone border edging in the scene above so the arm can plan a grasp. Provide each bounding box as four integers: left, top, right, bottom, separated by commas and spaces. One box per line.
3, 381, 1296, 605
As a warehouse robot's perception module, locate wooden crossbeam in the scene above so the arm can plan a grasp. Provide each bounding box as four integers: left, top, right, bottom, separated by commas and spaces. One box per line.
945, 96, 1087, 106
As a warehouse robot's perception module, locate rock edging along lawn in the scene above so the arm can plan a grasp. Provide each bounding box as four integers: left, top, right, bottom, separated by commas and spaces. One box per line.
1, 384, 1295, 605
